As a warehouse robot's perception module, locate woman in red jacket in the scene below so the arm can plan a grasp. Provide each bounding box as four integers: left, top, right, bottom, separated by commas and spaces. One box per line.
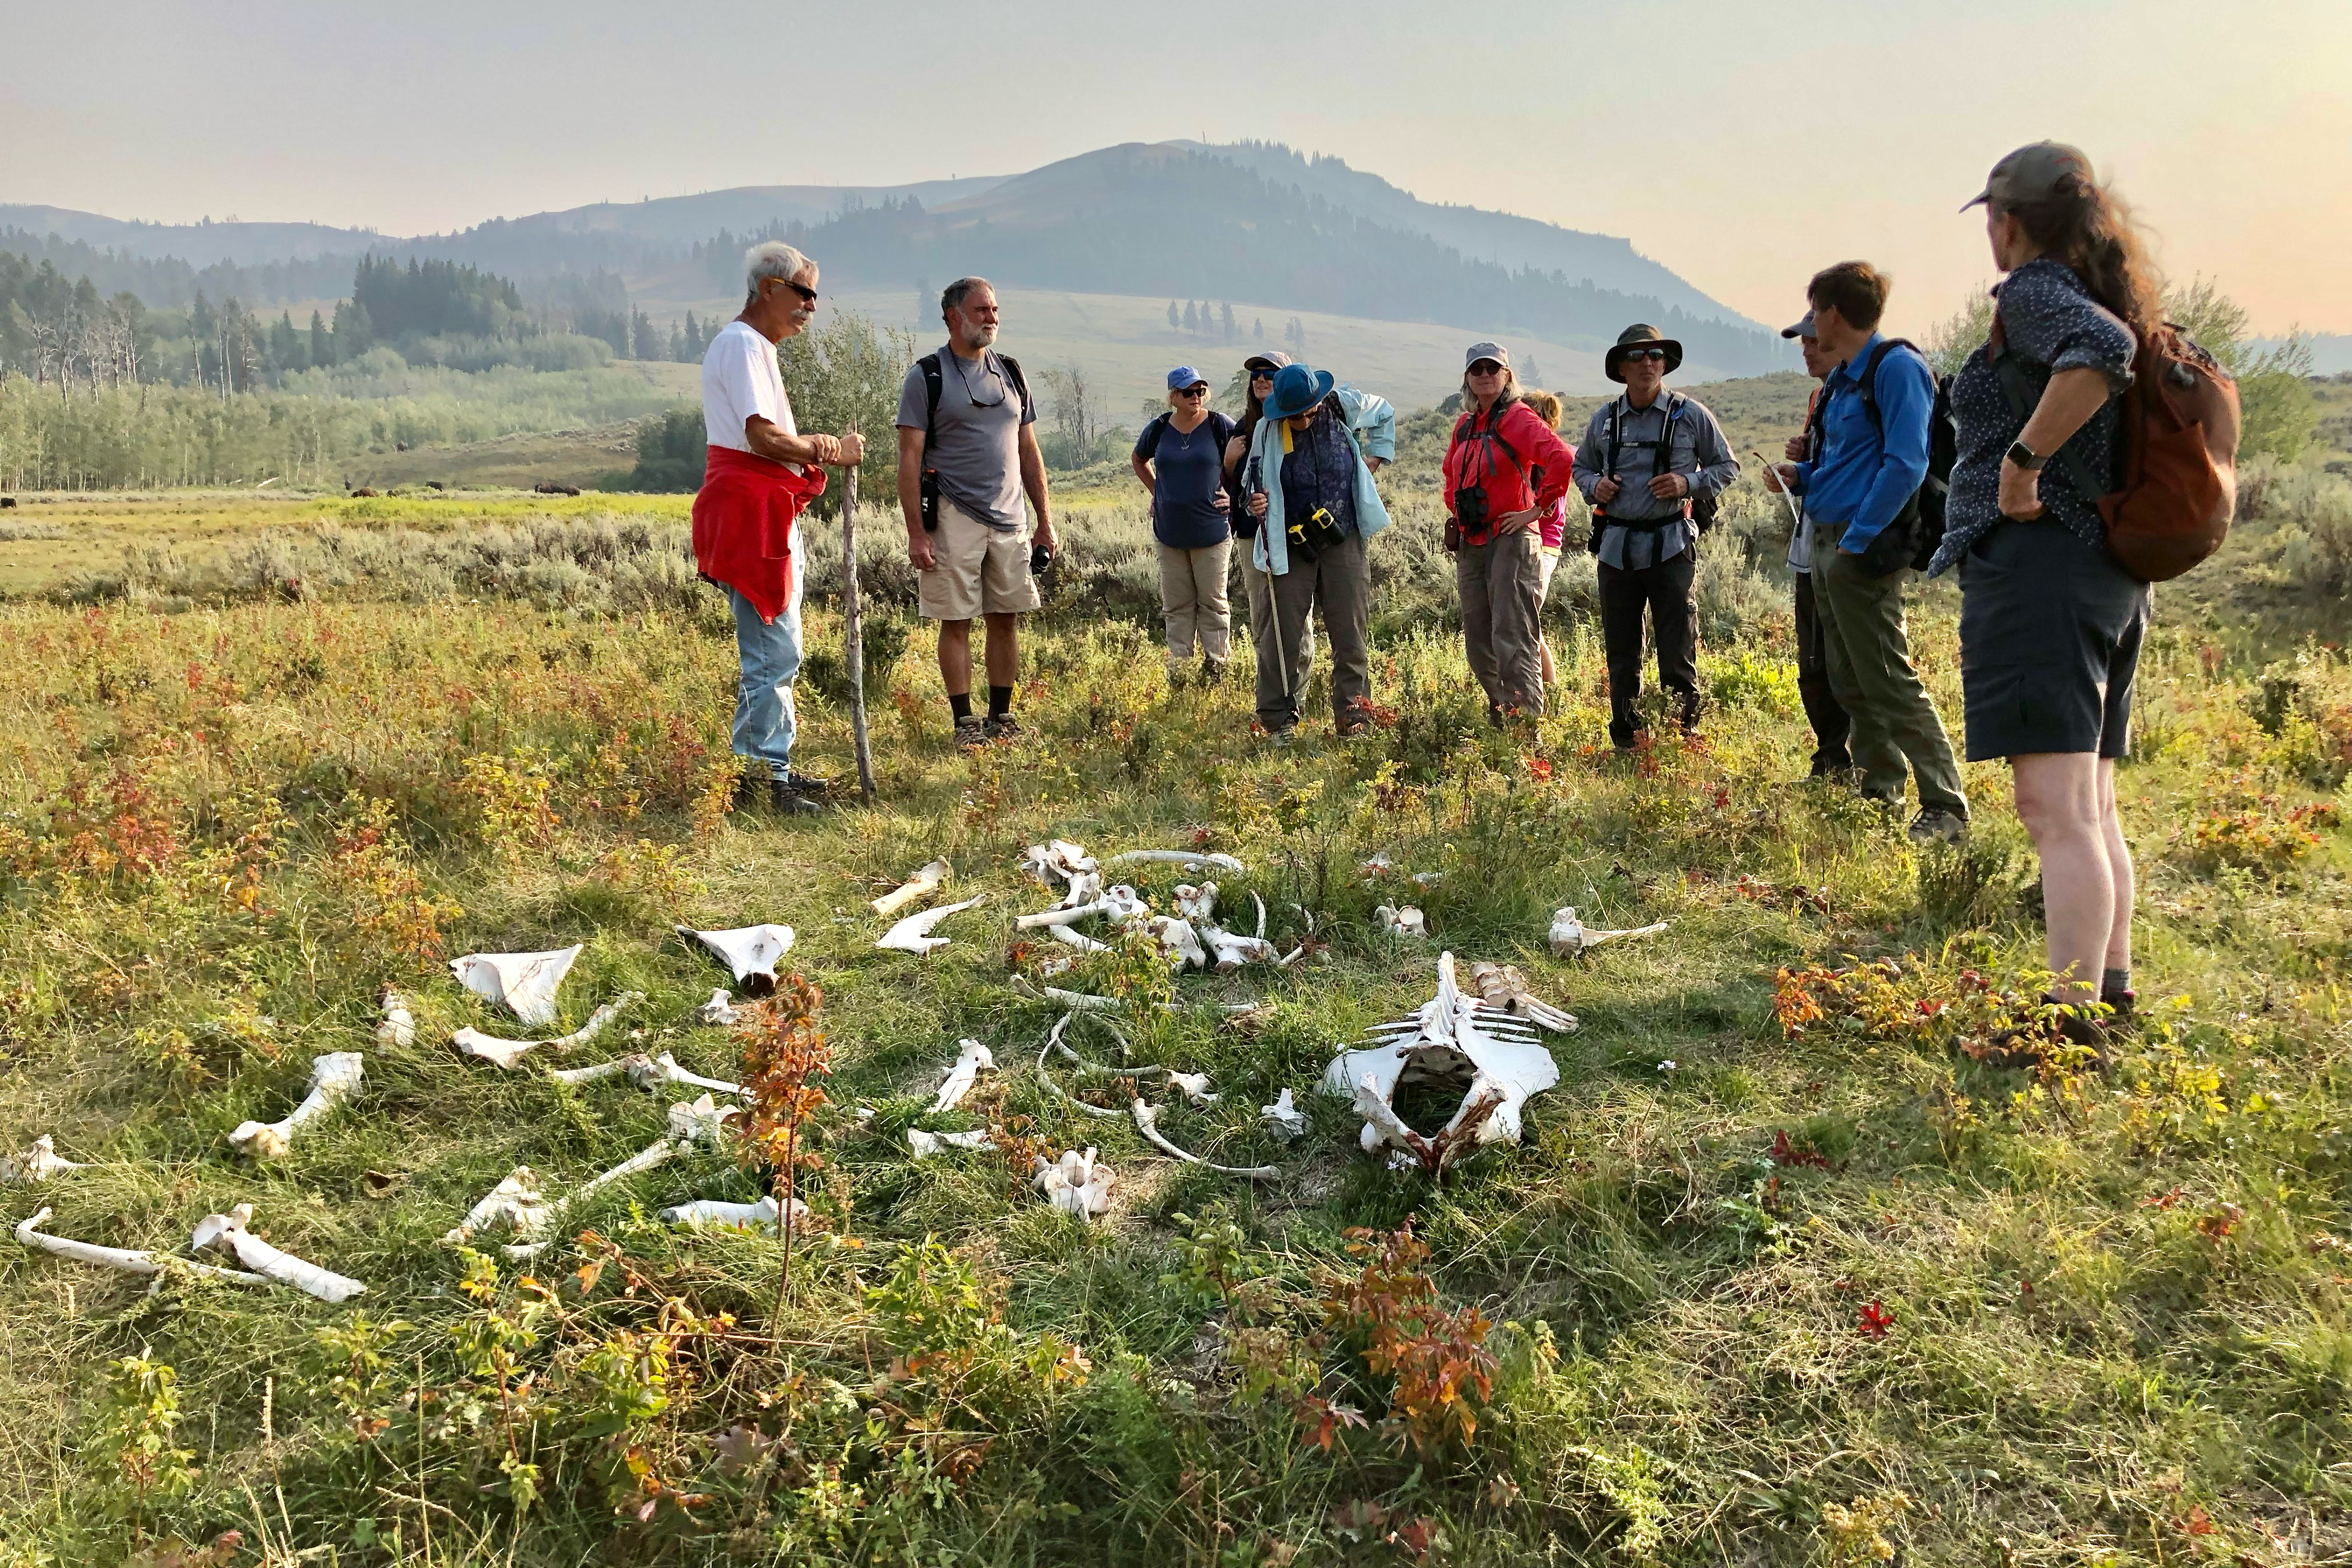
1444, 344, 1574, 719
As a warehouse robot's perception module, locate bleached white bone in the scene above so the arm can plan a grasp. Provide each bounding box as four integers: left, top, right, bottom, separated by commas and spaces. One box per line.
1016, 883, 1147, 930
1146, 915, 1209, 971
1166, 1071, 1220, 1108
1019, 840, 1097, 887
1174, 883, 1218, 922
376, 992, 416, 1049
452, 994, 643, 1070
872, 858, 953, 917
450, 945, 583, 1027
547, 1051, 742, 1096
16, 1207, 267, 1285
908, 1127, 995, 1158
1376, 905, 1427, 939
1261, 1089, 1308, 1140
1323, 953, 1559, 1167
1200, 926, 1282, 971
229, 1051, 365, 1158
1104, 849, 1245, 874
677, 923, 796, 995
932, 1039, 994, 1112
698, 989, 738, 1026
1031, 984, 1263, 1016
659, 1195, 808, 1231
1130, 1100, 1279, 1180
1031, 1147, 1115, 1219
1058, 867, 1103, 909
1468, 962, 1579, 1034
1548, 908, 1670, 957
191, 1204, 366, 1303
502, 1096, 738, 1259
1034, 1017, 1128, 1121
2, 1135, 90, 1184
1049, 923, 1111, 954
442, 1167, 550, 1245
876, 893, 987, 955
1360, 852, 1394, 877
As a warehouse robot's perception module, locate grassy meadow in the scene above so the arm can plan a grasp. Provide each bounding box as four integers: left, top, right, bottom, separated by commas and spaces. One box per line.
0, 450, 2348, 1566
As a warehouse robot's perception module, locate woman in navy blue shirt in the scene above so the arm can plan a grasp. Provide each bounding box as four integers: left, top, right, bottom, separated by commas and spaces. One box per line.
1133, 366, 1238, 685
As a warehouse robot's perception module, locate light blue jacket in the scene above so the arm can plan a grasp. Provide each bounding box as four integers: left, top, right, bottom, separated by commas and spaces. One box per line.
1245, 385, 1395, 576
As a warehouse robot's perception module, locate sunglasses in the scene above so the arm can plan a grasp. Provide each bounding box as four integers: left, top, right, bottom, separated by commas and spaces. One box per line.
1621, 348, 1667, 363
1175, 386, 1209, 397
1250, 369, 1276, 381
770, 278, 818, 304
1468, 362, 1505, 376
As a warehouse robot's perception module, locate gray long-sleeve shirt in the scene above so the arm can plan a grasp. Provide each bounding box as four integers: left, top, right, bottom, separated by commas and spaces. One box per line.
1571, 390, 1740, 570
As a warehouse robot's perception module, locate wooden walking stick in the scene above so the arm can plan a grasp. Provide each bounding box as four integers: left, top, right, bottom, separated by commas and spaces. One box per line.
839, 419, 877, 803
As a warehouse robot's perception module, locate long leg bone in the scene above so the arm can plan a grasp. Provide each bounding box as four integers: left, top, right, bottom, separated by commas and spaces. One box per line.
1130, 1101, 1279, 1180
503, 1096, 738, 1259
1548, 907, 1670, 957
450, 945, 583, 1027
872, 859, 953, 918
659, 1195, 808, 1231
1049, 923, 1110, 954
229, 1052, 365, 1159
908, 1128, 995, 1158
16, 1207, 267, 1285
1469, 962, 1580, 1033
452, 994, 643, 1070
1104, 849, 1246, 875
1015, 883, 1147, 930
442, 1167, 550, 1245
932, 1039, 995, 1112
676, 924, 795, 996
876, 894, 987, 956
2, 1135, 90, 1184
191, 1205, 367, 1302
1031, 1147, 1115, 1219
376, 991, 416, 1049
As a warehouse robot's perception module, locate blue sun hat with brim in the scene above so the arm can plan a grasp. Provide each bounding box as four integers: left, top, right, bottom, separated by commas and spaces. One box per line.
1261, 363, 1336, 421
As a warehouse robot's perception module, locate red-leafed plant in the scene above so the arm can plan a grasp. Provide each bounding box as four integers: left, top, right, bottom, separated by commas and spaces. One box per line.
1321, 1221, 1494, 1456
737, 976, 832, 1340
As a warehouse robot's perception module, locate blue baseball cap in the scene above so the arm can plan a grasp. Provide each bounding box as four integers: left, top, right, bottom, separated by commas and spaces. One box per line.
1166, 366, 1208, 390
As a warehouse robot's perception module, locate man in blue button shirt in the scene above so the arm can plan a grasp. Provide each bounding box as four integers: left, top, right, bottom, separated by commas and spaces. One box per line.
1766, 262, 1967, 844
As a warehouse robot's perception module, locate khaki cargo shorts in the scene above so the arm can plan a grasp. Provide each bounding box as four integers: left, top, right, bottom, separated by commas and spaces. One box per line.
919, 496, 1041, 621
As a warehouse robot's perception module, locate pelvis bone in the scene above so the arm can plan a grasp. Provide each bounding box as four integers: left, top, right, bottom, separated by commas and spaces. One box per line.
2, 1135, 90, 1184
230, 1052, 364, 1158
677, 924, 795, 996
872, 858, 953, 918
1321, 952, 1558, 1177
876, 894, 987, 956
1032, 1147, 1115, 1219
1548, 907, 1670, 957
191, 1204, 367, 1302
450, 945, 583, 1028
453, 994, 643, 1070
16, 1207, 267, 1286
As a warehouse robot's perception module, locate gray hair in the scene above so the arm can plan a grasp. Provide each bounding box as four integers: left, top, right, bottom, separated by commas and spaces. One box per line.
940, 276, 993, 320
744, 241, 813, 304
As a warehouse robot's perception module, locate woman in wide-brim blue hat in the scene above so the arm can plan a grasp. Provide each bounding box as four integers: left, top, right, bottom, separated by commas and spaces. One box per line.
1240, 362, 1396, 737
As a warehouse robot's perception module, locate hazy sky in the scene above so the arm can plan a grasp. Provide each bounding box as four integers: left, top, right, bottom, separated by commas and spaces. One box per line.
5, 0, 2347, 336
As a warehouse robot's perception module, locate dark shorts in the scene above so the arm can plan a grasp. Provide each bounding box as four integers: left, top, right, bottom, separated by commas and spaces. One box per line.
1958, 520, 2150, 762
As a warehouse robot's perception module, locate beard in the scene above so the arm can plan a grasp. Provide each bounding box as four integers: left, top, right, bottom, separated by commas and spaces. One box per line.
962, 321, 999, 349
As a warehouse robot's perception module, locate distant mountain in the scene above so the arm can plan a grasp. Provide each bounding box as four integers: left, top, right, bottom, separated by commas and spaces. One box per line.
0, 205, 387, 267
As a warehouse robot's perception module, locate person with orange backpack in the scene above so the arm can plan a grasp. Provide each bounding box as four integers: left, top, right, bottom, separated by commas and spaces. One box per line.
1936, 141, 2239, 1049
1443, 344, 1574, 719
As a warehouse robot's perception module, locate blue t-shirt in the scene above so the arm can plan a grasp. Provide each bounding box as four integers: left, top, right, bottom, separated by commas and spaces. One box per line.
1134, 411, 1236, 550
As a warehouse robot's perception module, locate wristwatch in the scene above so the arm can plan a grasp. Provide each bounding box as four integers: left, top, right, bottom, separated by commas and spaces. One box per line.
2006, 439, 2047, 471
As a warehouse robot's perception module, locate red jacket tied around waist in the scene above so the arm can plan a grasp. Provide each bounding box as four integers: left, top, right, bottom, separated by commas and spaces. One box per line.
1443, 400, 1575, 546
691, 444, 827, 624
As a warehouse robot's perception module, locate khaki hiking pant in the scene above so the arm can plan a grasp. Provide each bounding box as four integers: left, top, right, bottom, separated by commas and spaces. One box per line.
1810, 520, 1967, 814
1262, 534, 1370, 732
1242, 550, 1312, 726
1157, 540, 1232, 667
1455, 529, 1546, 713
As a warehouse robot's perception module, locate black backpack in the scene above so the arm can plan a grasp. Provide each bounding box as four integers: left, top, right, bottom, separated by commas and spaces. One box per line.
915, 350, 1031, 532
1843, 338, 1954, 575
1592, 393, 1717, 552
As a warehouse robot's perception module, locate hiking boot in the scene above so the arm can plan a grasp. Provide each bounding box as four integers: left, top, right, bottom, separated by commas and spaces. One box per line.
982, 712, 1025, 742
1261, 720, 1298, 747
1200, 657, 1228, 684
953, 716, 987, 751
761, 782, 824, 817
782, 769, 831, 796
2100, 987, 2138, 1034
1908, 807, 1968, 845
1972, 997, 2109, 1072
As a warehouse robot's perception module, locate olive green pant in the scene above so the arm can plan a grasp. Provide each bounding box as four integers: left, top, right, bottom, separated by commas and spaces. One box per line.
1810, 522, 1967, 815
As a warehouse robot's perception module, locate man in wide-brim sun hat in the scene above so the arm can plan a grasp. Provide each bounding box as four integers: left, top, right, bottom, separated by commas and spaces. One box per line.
1603, 324, 1684, 383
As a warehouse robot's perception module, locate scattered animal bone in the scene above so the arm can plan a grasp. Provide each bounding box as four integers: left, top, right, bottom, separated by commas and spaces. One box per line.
1174, 882, 1218, 922
1548, 908, 1670, 957
1261, 1090, 1309, 1141
16, 1207, 267, 1286
1194, 890, 1302, 971
1049, 923, 1110, 954
1166, 1071, 1220, 1108
676, 924, 796, 995
1360, 852, 1394, 877
1468, 962, 1580, 1034
450, 944, 583, 1027
658, 1195, 808, 1231
442, 1167, 550, 1245
1322, 953, 1559, 1176
875, 894, 987, 955
1130, 1100, 1279, 1180
452, 994, 643, 1070
1032, 1147, 1116, 1219
872, 858, 953, 917
1015, 883, 1147, 930
191, 1204, 367, 1303
1028, 982, 1264, 1016
502, 1096, 740, 1260
932, 1039, 995, 1112
2, 1135, 89, 1184
1377, 905, 1428, 939
907, 1127, 995, 1158
547, 1051, 742, 1097
1019, 840, 1098, 887
1033, 1016, 1130, 1119
1147, 915, 1209, 971
1104, 849, 1246, 875
229, 1052, 365, 1158
376, 991, 416, 1049
698, 989, 738, 1026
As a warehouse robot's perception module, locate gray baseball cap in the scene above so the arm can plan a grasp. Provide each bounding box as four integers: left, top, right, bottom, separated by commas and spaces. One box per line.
1463, 341, 1509, 370
1780, 310, 1817, 341
1962, 141, 2093, 211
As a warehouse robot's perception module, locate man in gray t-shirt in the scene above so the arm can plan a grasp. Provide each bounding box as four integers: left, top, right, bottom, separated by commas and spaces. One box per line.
894, 278, 1058, 747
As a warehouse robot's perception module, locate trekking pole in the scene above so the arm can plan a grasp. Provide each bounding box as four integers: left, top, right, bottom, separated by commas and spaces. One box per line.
840, 419, 877, 804
1752, 449, 1804, 530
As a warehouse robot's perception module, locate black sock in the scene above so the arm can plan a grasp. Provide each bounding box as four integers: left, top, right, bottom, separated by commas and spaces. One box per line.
949, 692, 972, 722
2102, 967, 2132, 998
988, 684, 1013, 719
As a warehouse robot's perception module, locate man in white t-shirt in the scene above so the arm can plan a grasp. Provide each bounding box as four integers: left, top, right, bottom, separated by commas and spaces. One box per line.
691, 241, 865, 815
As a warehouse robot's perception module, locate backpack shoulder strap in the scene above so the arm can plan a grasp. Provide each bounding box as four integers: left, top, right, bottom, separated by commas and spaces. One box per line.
1653, 393, 1685, 475
918, 354, 943, 443
996, 352, 1030, 415
1853, 338, 1920, 433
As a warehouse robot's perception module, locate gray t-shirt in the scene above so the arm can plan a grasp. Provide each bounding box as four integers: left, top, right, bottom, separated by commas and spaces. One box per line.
895, 344, 1037, 531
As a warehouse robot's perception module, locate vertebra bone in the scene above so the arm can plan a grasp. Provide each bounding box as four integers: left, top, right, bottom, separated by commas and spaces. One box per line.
501, 1096, 737, 1259
1016, 882, 1146, 930
698, 989, 738, 1026
375, 991, 416, 1049
1019, 841, 1097, 887
1032, 1147, 1115, 1219
229, 1052, 365, 1159
442, 1167, 549, 1245
1469, 961, 1579, 1033
191, 1204, 366, 1302
450, 945, 583, 1027
676, 923, 795, 995
1261, 1089, 1308, 1140
1377, 905, 1427, 939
